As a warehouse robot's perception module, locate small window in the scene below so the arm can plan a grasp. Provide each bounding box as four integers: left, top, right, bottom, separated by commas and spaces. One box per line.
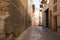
40, 4, 43, 8
32, 4, 35, 13
40, 10, 42, 12
54, 0, 57, 4
53, 5, 57, 12
50, 10, 52, 13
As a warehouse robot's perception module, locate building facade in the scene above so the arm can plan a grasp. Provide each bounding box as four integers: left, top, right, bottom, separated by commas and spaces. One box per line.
48, 0, 60, 32
0, 0, 31, 40
42, 0, 60, 32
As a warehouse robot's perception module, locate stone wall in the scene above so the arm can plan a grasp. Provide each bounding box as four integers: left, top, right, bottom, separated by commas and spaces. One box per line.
57, 0, 60, 32
4, 0, 31, 40
48, 0, 60, 32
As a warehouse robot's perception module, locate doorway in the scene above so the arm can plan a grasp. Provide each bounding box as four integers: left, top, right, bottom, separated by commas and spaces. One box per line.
45, 8, 49, 28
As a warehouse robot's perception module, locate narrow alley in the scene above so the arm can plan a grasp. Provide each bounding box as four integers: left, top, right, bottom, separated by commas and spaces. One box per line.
0, 0, 60, 40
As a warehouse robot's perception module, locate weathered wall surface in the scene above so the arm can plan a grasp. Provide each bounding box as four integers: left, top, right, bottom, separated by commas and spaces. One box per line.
57, 0, 60, 32
48, 0, 60, 32
4, 0, 31, 40
48, 0, 55, 30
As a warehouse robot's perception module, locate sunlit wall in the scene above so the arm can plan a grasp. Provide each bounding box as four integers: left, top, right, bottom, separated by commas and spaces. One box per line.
32, 0, 42, 26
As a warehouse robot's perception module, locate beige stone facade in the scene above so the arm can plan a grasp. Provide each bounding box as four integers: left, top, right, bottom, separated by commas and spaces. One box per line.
0, 0, 31, 40
56, 0, 60, 32
42, 0, 60, 32
48, 0, 60, 32
48, 0, 56, 31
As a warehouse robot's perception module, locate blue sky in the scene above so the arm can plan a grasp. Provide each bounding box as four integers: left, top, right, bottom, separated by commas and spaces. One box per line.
33, 0, 42, 8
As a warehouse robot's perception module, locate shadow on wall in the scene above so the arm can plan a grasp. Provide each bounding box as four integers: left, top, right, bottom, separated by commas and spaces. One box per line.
4, 0, 31, 40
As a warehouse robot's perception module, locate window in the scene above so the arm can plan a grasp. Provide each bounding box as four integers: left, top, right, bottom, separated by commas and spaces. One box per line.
32, 4, 35, 13
54, 0, 57, 4
50, 10, 52, 17
40, 10, 42, 12
41, 0, 47, 4
40, 4, 43, 8
53, 5, 57, 12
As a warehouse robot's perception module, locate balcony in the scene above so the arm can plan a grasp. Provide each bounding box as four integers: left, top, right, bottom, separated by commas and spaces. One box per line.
41, 0, 47, 4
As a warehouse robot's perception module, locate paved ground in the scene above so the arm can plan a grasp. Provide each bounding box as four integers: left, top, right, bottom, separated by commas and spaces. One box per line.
16, 26, 60, 40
